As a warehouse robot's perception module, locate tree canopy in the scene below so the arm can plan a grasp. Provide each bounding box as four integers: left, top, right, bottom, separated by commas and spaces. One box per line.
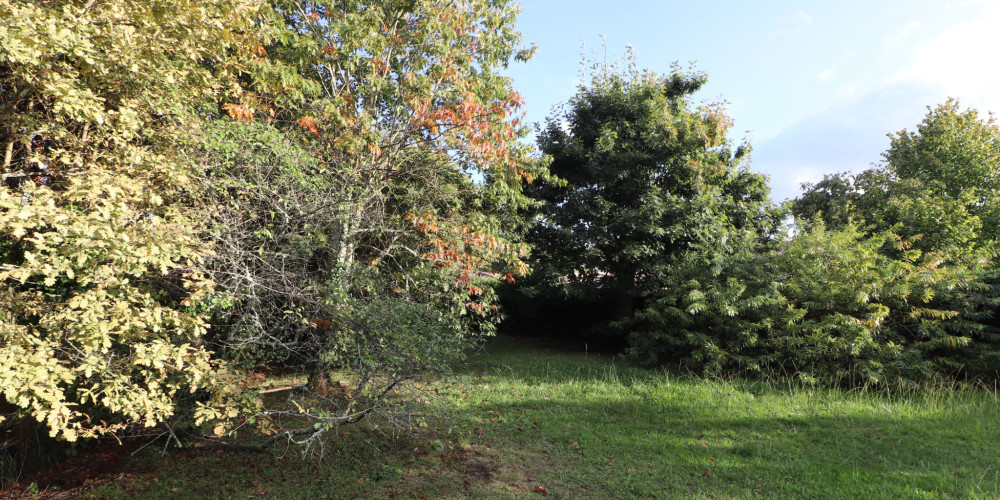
520, 53, 778, 337
0, 0, 545, 445
0, 0, 266, 442
4, 0, 1000, 460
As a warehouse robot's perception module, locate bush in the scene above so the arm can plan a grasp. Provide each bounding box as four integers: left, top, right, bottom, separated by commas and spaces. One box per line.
629, 222, 1000, 384
626, 223, 786, 373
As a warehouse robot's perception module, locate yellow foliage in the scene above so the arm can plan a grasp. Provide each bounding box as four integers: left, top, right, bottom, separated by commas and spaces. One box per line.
0, 0, 265, 441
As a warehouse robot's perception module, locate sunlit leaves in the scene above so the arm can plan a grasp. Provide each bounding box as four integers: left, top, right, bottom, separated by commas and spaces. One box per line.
631, 220, 996, 383
0, 0, 266, 440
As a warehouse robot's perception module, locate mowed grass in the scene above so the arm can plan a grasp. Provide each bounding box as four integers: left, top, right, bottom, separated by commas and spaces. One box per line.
85, 337, 1000, 499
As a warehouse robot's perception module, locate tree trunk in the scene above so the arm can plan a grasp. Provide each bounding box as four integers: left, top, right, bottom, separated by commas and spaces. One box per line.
613, 267, 637, 321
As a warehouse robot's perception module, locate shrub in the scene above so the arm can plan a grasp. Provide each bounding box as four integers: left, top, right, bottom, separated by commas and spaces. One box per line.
629, 222, 1000, 384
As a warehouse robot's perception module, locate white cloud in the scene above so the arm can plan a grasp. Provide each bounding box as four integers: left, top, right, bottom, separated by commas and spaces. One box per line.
769, 10, 812, 38
890, 7, 1000, 114
817, 69, 835, 82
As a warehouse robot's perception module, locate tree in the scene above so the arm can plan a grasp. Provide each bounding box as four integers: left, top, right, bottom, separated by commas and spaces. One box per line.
523, 52, 779, 335
885, 99, 1000, 241
767, 101, 1000, 382
626, 220, 787, 372
0, 0, 265, 442
773, 223, 994, 383
187, 0, 547, 447
788, 172, 857, 228
793, 100, 1000, 255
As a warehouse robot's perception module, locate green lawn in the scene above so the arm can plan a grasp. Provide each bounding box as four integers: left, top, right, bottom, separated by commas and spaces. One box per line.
83, 337, 1000, 499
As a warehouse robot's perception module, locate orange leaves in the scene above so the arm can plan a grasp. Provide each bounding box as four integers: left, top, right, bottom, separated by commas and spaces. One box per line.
297, 116, 319, 135
312, 317, 334, 332
405, 211, 526, 303
408, 88, 526, 172
322, 44, 338, 56
222, 103, 253, 121
406, 213, 440, 234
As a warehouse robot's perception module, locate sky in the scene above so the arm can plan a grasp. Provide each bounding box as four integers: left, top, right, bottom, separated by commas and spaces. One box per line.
502, 0, 1000, 202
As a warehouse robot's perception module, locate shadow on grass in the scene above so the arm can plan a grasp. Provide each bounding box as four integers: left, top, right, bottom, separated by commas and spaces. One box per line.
447, 337, 1000, 498
72, 335, 1000, 499
464, 394, 1000, 498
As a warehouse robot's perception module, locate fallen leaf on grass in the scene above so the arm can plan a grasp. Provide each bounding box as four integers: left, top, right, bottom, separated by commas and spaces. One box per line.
533, 485, 548, 496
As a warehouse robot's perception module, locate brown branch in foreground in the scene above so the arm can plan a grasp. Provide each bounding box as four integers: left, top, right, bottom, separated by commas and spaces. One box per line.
193, 376, 412, 453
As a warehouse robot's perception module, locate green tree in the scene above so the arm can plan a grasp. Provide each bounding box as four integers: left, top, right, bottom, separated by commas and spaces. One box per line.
788, 172, 857, 228
188, 0, 547, 446
627, 221, 787, 372
630, 219, 999, 383
885, 99, 1000, 240
525, 53, 778, 332
793, 100, 999, 256
774, 223, 993, 382
773, 101, 1000, 382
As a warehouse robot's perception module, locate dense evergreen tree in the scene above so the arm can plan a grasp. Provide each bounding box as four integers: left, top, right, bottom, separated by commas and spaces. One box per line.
520, 54, 779, 339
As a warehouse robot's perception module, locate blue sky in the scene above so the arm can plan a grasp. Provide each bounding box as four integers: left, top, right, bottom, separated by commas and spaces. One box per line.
503, 0, 1000, 201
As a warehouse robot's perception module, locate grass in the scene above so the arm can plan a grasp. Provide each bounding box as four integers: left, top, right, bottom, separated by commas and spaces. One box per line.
73, 337, 1000, 498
